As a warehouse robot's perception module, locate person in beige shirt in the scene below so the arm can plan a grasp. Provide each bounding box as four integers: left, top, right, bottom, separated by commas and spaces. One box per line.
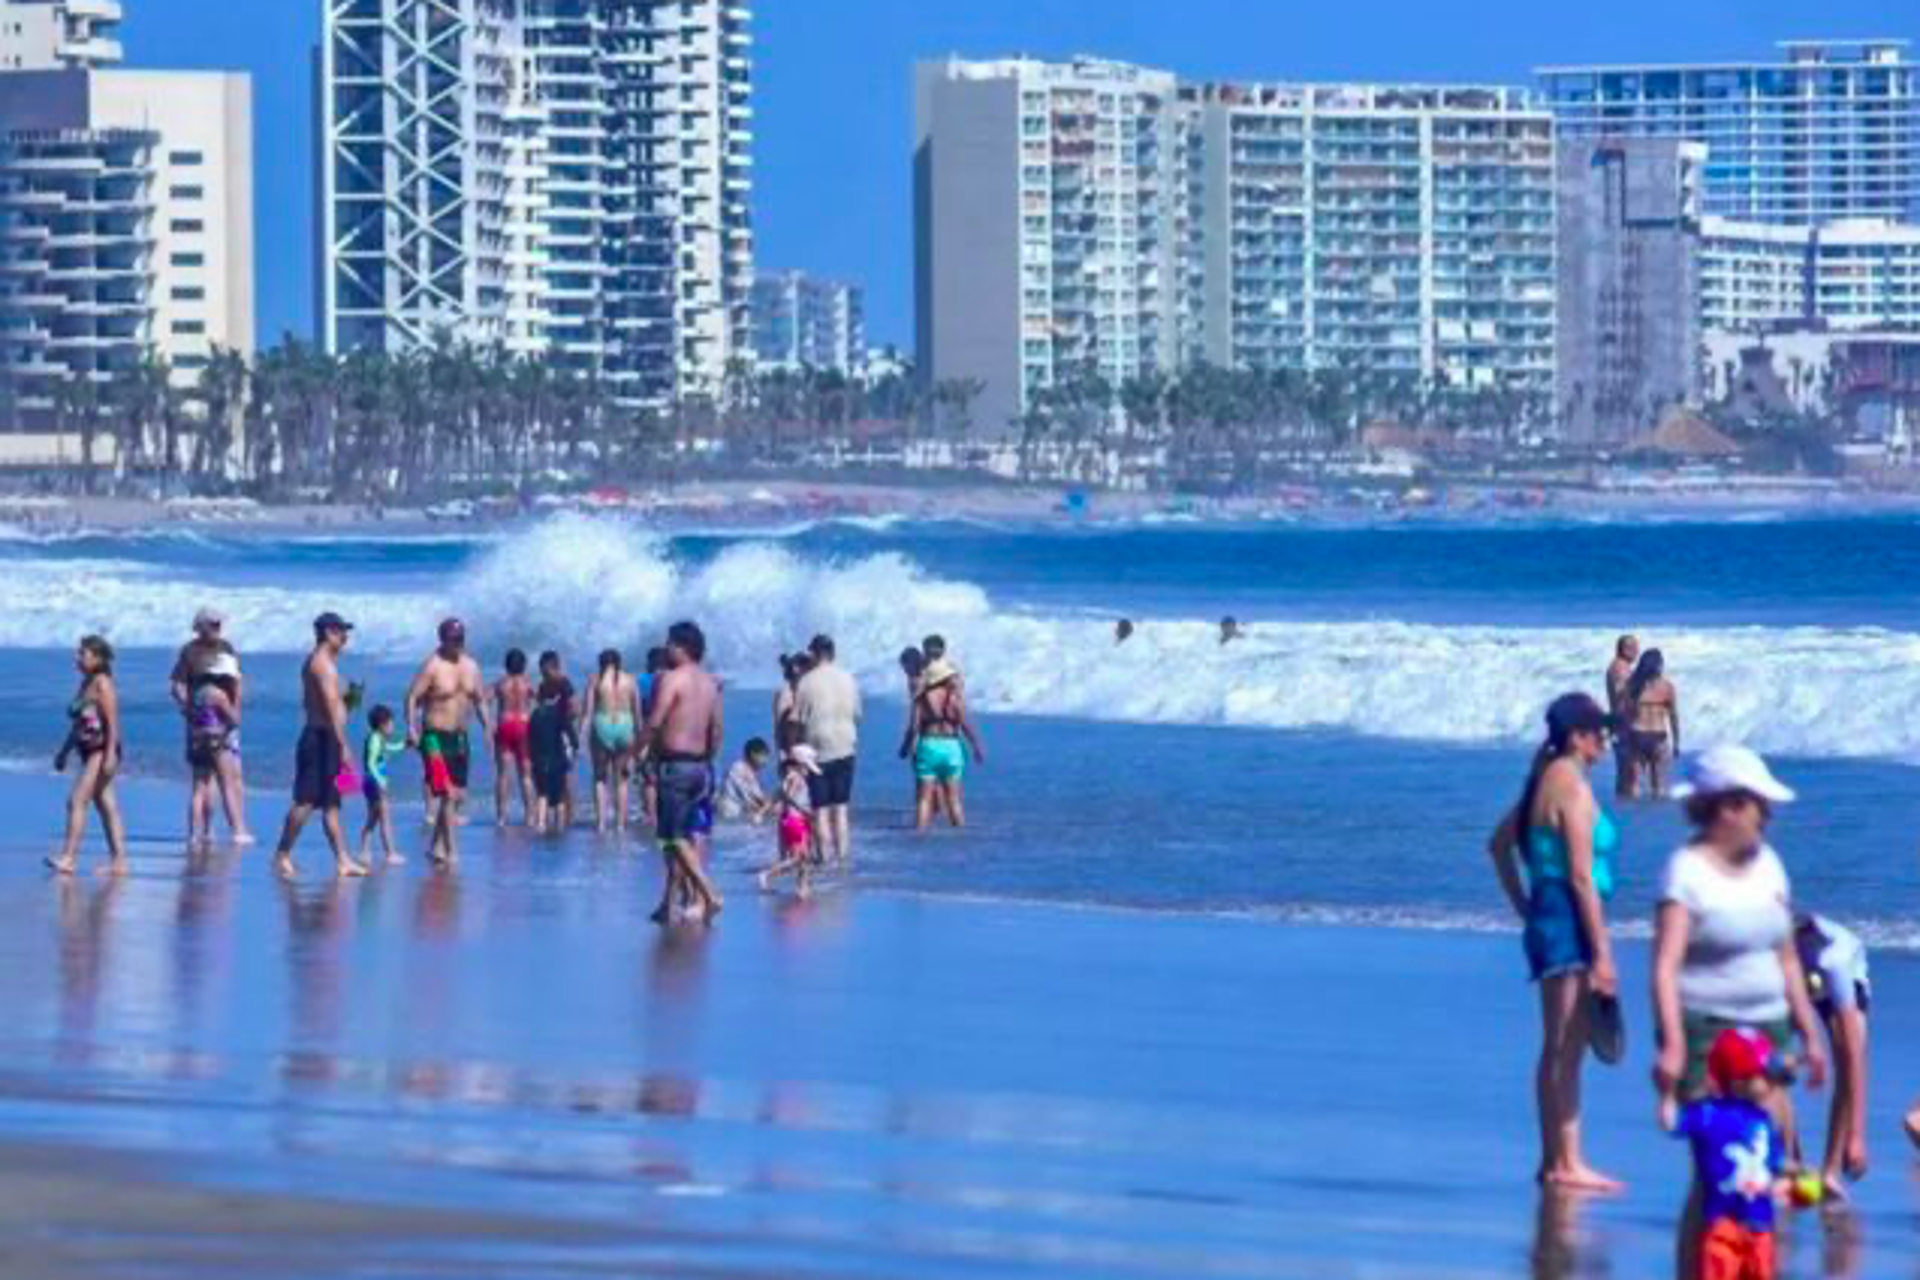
795, 634, 862, 864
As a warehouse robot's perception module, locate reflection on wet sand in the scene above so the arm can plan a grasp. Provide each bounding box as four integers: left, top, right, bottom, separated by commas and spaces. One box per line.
55, 876, 120, 1065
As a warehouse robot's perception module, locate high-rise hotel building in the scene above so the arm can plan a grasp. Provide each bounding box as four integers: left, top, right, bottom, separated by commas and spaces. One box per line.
320, 0, 754, 408
1539, 41, 1920, 227
915, 58, 1556, 434
915, 58, 1186, 434
0, 0, 253, 440
1185, 81, 1554, 395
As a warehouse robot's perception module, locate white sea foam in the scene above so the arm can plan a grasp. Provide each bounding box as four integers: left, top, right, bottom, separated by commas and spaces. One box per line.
7, 513, 1920, 762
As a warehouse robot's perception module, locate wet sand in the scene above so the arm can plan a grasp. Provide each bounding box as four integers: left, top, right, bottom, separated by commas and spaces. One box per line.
4, 775, 1919, 1277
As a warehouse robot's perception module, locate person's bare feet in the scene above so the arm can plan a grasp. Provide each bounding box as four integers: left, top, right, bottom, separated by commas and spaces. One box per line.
44, 854, 75, 875
273, 853, 295, 880
649, 904, 672, 925
232, 830, 257, 847
100, 857, 128, 879
704, 894, 724, 920
1540, 1166, 1625, 1195
384, 851, 405, 867
756, 869, 772, 892
335, 858, 369, 879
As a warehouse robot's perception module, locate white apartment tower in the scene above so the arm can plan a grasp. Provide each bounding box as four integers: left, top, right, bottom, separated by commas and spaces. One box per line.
0, 0, 253, 442
916, 58, 1185, 434
916, 57, 1557, 434
1187, 81, 1556, 396
321, 0, 754, 407
0, 0, 123, 70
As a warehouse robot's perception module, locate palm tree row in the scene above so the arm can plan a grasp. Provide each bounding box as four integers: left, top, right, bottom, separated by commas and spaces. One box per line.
1018, 362, 1551, 488
35, 335, 1573, 499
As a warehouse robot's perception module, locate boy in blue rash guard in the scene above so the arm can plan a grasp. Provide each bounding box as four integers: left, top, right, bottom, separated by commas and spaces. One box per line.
1665, 1028, 1788, 1280
357, 705, 409, 866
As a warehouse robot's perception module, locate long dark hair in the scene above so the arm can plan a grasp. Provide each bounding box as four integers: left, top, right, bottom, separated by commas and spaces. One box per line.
79, 634, 115, 675
1627, 649, 1665, 702
1513, 702, 1598, 832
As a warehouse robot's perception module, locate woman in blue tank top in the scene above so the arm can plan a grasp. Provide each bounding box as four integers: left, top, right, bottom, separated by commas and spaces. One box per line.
1488, 692, 1623, 1194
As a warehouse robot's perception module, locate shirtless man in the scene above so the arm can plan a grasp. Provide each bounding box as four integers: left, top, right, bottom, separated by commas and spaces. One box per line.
271, 612, 367, 879
644, 620, 724, 924
405, 618, 491, 866
1604, 635, 1640, 799
493, 648, 535, 826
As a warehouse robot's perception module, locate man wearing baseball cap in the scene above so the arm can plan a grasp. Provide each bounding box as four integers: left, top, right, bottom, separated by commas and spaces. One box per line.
270, 612, 366, 879
405, 617, 490, 866
169, 605, 252, 844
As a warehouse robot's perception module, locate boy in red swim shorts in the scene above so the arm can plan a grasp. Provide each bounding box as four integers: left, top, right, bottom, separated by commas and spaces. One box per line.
493, 648, 534, 826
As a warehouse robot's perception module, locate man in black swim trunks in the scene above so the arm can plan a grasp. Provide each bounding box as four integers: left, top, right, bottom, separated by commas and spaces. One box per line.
643, 620, 724, 924
271, 612, 368, 879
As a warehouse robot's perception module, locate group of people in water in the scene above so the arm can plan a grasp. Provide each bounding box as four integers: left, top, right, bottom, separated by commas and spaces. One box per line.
50, 609, 988, 918
1492, 647, 1920, 1278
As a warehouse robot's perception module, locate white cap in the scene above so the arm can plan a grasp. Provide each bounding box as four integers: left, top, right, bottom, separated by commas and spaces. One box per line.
786, 743, 823, 775
193, 606, 226, 630
1672, 745, 1796, 805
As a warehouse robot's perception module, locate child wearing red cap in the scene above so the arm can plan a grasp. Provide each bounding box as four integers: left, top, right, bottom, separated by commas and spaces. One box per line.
1665, 1028, 1788, 1280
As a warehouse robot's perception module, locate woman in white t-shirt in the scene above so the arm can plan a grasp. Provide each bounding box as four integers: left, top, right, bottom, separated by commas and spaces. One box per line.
1651, 746, 1827, 1112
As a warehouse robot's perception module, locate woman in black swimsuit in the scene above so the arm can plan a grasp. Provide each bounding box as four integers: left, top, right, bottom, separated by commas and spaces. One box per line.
50, 635, 129, 874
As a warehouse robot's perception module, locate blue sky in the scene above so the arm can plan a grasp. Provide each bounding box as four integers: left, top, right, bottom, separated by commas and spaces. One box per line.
121, 1, 1915, 350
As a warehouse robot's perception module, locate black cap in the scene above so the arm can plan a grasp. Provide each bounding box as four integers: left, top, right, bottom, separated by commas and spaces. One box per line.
1546, 692, 1610, 740
314, 611, 354, 635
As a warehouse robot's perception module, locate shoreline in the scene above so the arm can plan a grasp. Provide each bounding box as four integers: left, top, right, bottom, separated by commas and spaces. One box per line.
2, 475, 1915, 539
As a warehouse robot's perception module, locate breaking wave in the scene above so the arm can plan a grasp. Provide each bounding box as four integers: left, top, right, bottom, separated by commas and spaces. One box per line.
6, 513, 1920, 762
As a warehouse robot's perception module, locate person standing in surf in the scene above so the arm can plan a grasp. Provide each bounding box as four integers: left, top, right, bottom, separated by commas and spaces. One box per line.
492, 648, 535, 826
169, 607, 253, 845
405, 618, 491, 866
905, 659, 986, 831
1487, 693, 1622, 1192
50, 635, 129, 875
795, 634, 861, 865
580, 649, 640, 832
1625, 649, 1680, 798
270, 613, 367, 880
644, 621, 725, 923
1604, 634, 1640, 799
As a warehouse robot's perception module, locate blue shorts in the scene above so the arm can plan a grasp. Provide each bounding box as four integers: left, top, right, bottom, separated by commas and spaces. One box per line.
1524, 879, 1594, 982
362, 776, 387, 806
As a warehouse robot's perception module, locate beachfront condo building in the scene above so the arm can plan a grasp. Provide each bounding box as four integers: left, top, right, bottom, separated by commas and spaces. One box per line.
1699, 218, 1920, 335
0, 0, 253, 453
752, 270, 866, 375
1555, 139, 1704, 445
915, 58, 1556, 435
0, 0, 122, 71
1538, 41, 1920, 227
319, 0, 755, 409
915, 57, 1186, 435
1184, 81, 1556, 399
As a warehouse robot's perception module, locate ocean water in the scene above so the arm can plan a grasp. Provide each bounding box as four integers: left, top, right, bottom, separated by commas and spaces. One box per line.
5, 512, 1920, 935
6, 513, 1920, 1275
